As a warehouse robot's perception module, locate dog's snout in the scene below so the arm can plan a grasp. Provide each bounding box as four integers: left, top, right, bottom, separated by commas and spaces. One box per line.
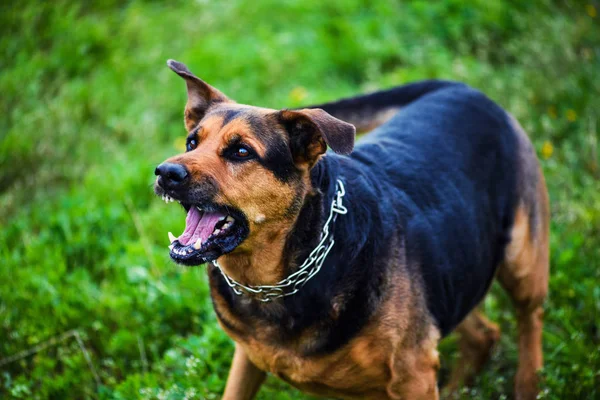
155, 162, 189, 187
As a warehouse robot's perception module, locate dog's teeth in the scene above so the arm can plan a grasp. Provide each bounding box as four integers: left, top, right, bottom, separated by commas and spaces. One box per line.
214, 229, 221, 235
196, 206, 202, 211
226, 216, 234, 222
168, 244, 174, 251
218, 215, 226, 221
187, 248, 192, 254
168, 232, 177, 243
193, 238, 202, 250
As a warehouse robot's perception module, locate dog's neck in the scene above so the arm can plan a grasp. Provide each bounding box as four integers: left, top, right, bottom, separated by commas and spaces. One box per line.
215, 227, 292, 286
215, 156, 337, 288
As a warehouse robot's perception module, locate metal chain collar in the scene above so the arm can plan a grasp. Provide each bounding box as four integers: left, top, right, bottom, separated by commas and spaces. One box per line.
212, 179, 348, 303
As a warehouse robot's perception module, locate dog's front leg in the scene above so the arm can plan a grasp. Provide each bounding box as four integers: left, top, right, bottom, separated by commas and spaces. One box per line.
223, 344, 266, 400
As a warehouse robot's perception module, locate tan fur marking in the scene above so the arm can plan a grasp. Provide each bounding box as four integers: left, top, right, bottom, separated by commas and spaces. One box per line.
356, 107, 400, 133
222, 345, 266, 400
442, 310, 501, 397
500, 198, 549, 309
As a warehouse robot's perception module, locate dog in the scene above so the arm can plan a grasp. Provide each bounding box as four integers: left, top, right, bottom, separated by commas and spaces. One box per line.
154, 59, 549, 400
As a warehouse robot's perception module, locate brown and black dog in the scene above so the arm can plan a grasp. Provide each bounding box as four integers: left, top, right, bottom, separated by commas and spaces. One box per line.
154, 60, 549, 400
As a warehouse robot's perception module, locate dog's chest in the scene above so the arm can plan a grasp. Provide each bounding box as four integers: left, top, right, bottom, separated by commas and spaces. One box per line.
209, 261, 435, 398
211, 292, 392, 395
237, 327, 394, 398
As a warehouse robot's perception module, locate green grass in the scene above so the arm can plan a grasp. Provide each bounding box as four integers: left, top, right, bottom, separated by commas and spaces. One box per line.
1, 0, 599, 398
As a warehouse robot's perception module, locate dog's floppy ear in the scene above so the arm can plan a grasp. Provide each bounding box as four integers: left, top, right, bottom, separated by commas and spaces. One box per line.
167, 59, 232, 131
279, 108, 355, 167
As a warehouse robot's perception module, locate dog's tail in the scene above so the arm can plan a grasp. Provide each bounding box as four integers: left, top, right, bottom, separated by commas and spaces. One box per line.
305, 80, 464, 133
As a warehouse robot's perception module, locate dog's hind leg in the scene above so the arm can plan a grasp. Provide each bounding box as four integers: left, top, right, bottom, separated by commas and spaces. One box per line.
442, 309, 501, 397
497, 119, 550, 400
498, 179, 549, 400
497, 202, 549, 400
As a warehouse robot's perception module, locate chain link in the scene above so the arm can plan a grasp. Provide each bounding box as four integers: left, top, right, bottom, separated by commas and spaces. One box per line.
212, 179, 347, 302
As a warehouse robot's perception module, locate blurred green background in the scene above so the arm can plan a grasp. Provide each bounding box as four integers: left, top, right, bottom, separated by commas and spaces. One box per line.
1, 0, 599, 399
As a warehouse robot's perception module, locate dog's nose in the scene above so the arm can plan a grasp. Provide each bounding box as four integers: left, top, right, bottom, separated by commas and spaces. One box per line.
155, 163, 189, 187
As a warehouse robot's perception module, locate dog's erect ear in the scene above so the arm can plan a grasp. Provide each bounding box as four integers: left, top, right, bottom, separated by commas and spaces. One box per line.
167, 59, 231, 131
279, 108, 355, 167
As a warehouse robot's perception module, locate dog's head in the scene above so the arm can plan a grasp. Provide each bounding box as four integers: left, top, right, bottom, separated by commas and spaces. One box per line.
155, 60, 355, 266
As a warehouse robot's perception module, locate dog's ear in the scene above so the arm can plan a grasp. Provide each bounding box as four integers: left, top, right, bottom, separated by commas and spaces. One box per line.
279, 108, 355, 167
167, 59, 232, 131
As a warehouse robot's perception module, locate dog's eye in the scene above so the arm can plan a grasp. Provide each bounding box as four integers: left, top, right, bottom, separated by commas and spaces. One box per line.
186, 139, 197, 152
226, 145, 255, 161
234, 147, 250, 158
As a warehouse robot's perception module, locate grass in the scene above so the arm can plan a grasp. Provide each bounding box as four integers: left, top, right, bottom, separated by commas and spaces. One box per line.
1, 0, 599, 398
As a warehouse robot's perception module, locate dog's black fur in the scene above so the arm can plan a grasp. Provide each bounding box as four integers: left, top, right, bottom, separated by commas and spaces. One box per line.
210, 81, 520, 355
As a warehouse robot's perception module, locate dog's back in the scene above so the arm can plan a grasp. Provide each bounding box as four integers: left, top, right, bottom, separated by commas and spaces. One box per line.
320, 83, 539, 335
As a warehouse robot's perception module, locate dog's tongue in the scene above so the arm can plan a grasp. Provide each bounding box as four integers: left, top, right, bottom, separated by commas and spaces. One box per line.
178, 207, 224, 246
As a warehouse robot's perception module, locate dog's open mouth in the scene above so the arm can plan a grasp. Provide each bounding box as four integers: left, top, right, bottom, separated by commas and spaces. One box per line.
165, 200, 249, 266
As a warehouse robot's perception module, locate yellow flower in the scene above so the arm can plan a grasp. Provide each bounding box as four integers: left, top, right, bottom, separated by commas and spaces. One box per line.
547, 105, 557, 119
541, 141, 553, 159
566, 109, 577, 122
289, 86, 308, 103
586, 4, 597, 18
